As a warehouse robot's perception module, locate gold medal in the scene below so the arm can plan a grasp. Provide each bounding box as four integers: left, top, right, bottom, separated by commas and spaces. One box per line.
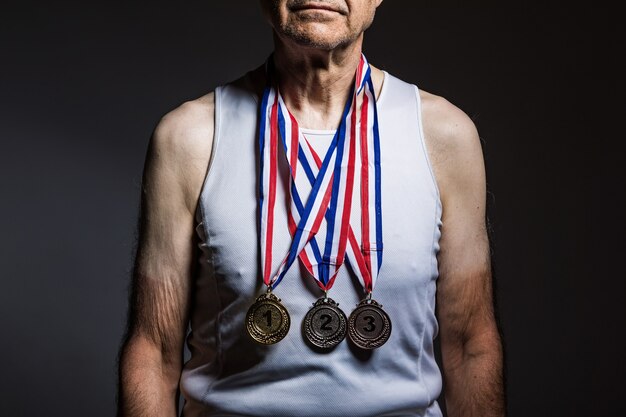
246, 291, 291, 345
347, 298, 392, 349
302, 297, 347, 349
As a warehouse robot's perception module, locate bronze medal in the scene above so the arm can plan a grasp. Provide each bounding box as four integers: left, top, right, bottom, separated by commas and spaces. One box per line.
246, 291, 291, 345
347, 298, 392, 349
302, 297, 347, 349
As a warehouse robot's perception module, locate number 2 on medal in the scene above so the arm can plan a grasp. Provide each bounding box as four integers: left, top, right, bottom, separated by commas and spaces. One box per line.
263, 309, 272, 327
363, 315, 376, 332
320, 314, 333, 331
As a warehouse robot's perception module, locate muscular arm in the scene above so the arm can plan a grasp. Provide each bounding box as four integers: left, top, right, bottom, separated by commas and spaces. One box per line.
422, 93, 505, 417
117, 94, 214, 417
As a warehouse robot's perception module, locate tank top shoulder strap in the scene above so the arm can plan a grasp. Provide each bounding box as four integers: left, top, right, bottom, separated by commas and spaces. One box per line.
195, 74, 260, 222
377, 72, 441, 203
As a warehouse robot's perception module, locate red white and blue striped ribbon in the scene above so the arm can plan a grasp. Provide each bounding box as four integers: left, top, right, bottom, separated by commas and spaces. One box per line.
258, 54, 383, 295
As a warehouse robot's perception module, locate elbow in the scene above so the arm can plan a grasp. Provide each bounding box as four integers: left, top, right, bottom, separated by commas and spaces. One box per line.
442, 322, 502, 368
119, 332, 183, 392
459, 323, 503, 363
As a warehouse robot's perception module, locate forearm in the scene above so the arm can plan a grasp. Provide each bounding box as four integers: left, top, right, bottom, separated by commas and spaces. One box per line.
442, 329, 505, 417
117, 335, 182, 417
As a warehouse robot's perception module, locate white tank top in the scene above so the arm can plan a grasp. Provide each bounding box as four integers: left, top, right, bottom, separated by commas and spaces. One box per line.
181, 71, 444, 417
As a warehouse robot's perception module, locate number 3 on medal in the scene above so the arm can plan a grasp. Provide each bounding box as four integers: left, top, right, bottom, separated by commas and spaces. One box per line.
363, 315, 376, 332
348, 299, 392, 349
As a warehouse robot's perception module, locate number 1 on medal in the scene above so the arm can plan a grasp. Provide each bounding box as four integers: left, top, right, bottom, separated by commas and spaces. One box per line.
263, 309, 272, 327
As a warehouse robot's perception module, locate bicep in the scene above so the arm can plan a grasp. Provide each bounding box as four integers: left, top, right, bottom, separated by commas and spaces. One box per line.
131, 161, 194, 354
129, 142, 196, 360
436, 128, 491, 347
436, 212, 493, 352
128, 98, 214, 360
422, 97, 497, 359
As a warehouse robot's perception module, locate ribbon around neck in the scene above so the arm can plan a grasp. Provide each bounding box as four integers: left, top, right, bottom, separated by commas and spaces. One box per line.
258, 54, 383, 295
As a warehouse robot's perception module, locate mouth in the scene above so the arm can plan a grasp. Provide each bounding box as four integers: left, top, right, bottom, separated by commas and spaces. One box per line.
290, 2, 347, 15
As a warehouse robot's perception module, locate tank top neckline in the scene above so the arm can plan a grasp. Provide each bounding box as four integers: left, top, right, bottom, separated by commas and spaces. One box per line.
274, 71, 388, 135
244, 70, 389, 112
300, 127, 337, 135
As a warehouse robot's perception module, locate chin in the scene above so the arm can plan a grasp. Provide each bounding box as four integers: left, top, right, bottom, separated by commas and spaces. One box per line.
282, 24, 351, 50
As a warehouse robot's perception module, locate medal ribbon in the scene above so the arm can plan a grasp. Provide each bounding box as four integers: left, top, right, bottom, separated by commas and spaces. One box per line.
295, 63, 383, 294
259, 54, 382, 294
259, 57, 348, 290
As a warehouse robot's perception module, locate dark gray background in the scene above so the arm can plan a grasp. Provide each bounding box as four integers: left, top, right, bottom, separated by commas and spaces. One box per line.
1, 2, 623, 416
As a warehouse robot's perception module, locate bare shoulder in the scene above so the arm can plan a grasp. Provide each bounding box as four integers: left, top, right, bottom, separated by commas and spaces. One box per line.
146, 92, 215, 214
153, 92, 215, 162
419, 89, 480, 166
419, 89, 485, 207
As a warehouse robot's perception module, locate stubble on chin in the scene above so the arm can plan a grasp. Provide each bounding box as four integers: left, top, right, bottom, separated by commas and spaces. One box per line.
279, 18, 352, 50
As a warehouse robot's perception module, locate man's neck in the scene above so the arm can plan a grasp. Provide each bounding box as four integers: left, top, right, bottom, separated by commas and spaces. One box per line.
271, 34, 364, 130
